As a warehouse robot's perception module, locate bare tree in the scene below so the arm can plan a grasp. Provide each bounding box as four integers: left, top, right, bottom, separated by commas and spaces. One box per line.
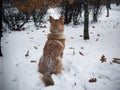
84, 0, 89, 40
106, 0, 111, 17
0, 0, 3, 56
116, 0, 120, 6
63, 0, 73, 24
91, 0, 102, 22
72, 0, 82, 25
61, 0, 83, 25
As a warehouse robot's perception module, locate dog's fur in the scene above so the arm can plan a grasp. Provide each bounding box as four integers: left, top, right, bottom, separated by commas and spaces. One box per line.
38, 16, 65, 86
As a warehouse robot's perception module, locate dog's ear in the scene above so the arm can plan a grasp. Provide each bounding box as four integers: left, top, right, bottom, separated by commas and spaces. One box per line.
59, 15, 64, 25
49, 16, 54, 23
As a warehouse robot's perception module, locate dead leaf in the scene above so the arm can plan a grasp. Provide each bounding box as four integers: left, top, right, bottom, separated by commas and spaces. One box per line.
110, 62, 113, 64
89, 78, 97, 83
22, 27, 26, 30
97, 34, 100, 37
25, 50, 29, 57
69, 47, 74, 49
71, 37, 74, 39
79, 51, 84, 56
74, 74, 76, 76
79, 35, 83, 37
34, 46, 38, 49
73, 49, 75, 55
100, 55, 106, 63
30, 37, 33, 39
92, 26, 95, 28
96, 39, 98, 41
74, 82, 76, 86
30, 60, 37, 63
81, 47, 84, 49
16, 64, 19, 67
26, 32, 29, 34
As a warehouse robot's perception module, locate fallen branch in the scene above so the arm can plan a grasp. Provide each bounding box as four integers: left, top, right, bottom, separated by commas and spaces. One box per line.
112, 60, 120, 64
112, 58, 120, 64
113, 58, 120, 60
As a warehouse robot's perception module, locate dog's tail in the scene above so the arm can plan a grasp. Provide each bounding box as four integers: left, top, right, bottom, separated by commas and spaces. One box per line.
42, 74, 54, 86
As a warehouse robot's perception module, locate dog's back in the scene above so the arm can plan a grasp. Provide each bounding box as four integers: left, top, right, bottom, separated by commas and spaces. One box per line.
38, 39, 63, 73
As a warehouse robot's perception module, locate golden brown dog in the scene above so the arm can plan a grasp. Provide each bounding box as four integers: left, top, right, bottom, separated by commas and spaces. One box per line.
38, 16, 65, 86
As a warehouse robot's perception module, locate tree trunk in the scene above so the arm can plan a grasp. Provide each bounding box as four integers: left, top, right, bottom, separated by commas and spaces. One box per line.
116, 0, 119, 6
106, 7, 109, 17
64, 1, 74, 24
106, 0, 111, 17
92, 0, 100, 22
0, 0, 3, 56
84, 0, 89, 40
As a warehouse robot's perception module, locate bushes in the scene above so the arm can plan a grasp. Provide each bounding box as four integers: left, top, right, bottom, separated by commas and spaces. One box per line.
32, 9, 47, 28
3, 7, 47, 31
3, 7, 29, 31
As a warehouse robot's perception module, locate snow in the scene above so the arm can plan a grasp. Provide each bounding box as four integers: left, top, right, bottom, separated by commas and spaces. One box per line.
0, 4, 120, 90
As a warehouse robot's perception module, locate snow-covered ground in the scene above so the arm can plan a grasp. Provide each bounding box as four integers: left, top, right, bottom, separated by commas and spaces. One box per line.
0, 4, 120, 90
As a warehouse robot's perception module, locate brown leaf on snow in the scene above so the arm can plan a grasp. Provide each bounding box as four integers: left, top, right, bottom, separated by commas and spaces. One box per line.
30, 60, 37, 63
79, 51, 84, 56
100, 55, 106, 63
89, 78, 97, 83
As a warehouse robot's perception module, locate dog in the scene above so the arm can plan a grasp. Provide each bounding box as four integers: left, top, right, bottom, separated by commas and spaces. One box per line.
38, 15, 65, 86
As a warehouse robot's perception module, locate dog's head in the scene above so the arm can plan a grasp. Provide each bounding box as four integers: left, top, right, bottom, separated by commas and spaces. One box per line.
49, 15, 64, 33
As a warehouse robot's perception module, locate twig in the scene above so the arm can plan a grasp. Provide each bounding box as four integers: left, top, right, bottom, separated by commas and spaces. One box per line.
25, 50, 29, 57
113, 58, 120, 60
